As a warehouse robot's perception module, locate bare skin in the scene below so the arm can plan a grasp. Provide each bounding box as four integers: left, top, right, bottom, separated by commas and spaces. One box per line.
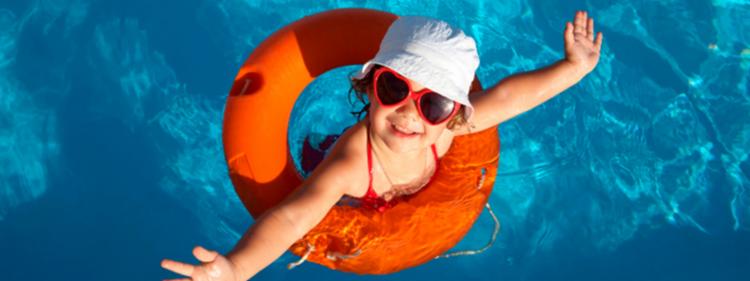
161, 11, 602, 281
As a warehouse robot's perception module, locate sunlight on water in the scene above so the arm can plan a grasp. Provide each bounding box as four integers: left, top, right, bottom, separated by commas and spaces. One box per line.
0, 0, 748, 279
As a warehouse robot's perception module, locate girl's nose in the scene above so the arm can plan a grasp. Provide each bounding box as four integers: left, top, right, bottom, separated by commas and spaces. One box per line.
395, 98, 421, 121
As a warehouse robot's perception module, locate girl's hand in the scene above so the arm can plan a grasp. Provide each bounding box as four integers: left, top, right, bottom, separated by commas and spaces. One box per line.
161, 246, 242, 281
564, 11, 603, 75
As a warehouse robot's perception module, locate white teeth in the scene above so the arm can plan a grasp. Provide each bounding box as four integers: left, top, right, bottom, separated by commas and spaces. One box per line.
393, 124, 417, 135
395, 125, 411, 134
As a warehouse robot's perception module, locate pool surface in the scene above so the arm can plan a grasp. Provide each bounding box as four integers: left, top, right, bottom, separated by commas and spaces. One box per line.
0, 0, 749, 280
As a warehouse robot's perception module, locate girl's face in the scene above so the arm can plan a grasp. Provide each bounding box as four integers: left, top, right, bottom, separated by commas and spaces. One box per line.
367, 77, 449, 153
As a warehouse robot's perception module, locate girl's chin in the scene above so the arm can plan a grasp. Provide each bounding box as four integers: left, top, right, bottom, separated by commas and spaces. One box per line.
381, 136, 422, 153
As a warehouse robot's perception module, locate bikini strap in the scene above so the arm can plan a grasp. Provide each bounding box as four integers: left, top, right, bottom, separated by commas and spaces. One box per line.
430, 144, 439, 164
428, 144, 440, 182
365, 126, 376, 198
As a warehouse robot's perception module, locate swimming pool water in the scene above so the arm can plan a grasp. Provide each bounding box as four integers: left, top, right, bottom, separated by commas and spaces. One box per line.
0, 0, 748, 280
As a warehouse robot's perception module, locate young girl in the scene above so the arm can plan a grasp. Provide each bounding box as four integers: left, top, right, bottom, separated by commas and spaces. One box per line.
162, 10, 602, 281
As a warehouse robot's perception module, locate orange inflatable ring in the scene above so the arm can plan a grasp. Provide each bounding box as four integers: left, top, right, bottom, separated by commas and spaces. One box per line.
222, 8, 500, 274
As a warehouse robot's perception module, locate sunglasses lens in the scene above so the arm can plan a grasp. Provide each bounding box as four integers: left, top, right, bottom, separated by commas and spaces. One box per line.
376, 72, 409, 105
420, 92, 456, 124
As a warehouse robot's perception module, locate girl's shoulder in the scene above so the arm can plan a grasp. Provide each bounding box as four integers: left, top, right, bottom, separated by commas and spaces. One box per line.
320, 121, 370, 197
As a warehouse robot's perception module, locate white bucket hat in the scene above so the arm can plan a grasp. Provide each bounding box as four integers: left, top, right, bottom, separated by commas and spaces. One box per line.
355, 15, 480, 120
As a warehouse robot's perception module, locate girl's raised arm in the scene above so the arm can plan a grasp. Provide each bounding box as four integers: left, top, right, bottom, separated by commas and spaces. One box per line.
453, 10, 603, 135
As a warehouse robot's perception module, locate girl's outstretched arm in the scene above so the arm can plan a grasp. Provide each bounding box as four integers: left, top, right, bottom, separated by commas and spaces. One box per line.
453, 11, 603, 135
161, 139, 361, 281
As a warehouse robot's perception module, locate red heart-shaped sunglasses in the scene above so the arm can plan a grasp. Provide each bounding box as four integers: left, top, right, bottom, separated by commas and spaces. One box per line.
372, 67, 460, 125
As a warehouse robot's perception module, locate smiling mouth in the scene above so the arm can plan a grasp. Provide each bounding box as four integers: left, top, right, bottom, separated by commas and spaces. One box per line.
390, 123, 421, 137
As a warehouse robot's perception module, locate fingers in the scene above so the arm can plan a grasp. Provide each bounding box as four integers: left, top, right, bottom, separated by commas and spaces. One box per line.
163, 279, 191, 281
193, 246, 219, 263
595, 32, 604, 52
161, 258, 195, 277
565, 22, 574, 49
574, 11, 586, 36
572, 10, 601, 46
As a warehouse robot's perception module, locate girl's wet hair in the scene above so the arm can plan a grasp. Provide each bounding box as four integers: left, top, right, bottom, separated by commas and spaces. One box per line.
348, 65, 467, 130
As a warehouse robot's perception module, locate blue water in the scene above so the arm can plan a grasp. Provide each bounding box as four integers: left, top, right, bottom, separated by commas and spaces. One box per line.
0, 0, 748, 280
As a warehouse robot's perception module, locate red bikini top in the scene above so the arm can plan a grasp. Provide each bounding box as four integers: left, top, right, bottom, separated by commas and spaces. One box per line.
360, 129, 439, 212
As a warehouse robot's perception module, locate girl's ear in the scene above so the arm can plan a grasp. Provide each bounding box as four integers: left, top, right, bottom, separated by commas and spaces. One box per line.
367, 90, 375, 104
